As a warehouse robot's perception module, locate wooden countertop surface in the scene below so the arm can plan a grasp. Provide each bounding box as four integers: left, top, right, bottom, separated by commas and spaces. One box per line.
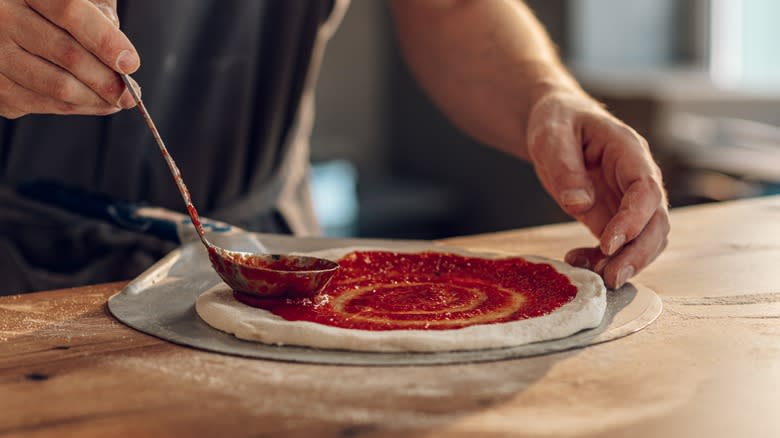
2, 196, 779, 437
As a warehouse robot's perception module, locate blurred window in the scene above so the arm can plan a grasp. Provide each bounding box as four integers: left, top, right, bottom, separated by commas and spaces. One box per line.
569, 0, 780, 89
710, 0, 780, 88
568, 0, 682, 68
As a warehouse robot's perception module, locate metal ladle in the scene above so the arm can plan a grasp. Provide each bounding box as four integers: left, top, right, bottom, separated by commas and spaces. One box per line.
120, 75, 338, 298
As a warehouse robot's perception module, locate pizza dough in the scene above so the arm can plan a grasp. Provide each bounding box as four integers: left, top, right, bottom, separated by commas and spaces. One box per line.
195, 247, 606, 352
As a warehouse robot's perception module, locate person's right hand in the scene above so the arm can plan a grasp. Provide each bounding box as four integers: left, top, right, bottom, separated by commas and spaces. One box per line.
0, 0, 140, 119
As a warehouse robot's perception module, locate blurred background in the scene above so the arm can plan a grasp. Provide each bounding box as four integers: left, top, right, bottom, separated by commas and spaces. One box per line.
309, 0, 780, 239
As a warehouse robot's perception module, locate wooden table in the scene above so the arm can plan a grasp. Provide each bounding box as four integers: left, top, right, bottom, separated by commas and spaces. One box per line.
2, 196, 780, 438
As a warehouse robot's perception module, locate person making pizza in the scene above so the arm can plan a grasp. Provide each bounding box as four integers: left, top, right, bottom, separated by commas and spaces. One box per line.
0, 0, 669, 295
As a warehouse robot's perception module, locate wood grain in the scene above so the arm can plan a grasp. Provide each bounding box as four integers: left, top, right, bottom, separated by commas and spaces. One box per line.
2, 197, 780, 437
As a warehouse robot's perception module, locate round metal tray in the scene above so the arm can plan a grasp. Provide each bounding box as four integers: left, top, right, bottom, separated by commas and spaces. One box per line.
109, 233, 662, 366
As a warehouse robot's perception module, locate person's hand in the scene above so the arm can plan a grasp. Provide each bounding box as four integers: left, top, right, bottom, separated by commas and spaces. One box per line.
0, 0, 140, 119
526, 91, 670, 289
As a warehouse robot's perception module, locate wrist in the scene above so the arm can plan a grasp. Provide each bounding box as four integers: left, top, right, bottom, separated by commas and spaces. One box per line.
505, 63, 594, 159
520, 78, 604, 162
526, 69, 593, 114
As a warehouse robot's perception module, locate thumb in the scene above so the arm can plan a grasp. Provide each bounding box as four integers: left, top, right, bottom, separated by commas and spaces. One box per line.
88, 0, 142, 104
91, 0, 119, 27
527, 122, 595, 216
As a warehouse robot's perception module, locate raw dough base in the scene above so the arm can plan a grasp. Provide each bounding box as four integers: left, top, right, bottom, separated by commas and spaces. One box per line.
195, 247, 606, 352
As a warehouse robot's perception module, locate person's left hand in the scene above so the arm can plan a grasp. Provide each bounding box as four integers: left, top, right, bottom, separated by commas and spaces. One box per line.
525, 90, 669, 289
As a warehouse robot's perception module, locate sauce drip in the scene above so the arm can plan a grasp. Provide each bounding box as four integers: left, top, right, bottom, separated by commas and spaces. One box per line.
233, 251, 577, 331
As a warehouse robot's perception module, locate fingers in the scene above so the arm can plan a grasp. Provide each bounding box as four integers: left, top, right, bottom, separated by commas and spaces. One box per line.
565, 246, 606, 272
26, 0, 140, 74
598, 176, 664, 256
0, 0, 136, 116
528, 121, 595, 216
9, 4, 131, 108
600, 208, 669, 289
1, 45, 110, 107
567, 208, 669, 289
580, 114, 665, 257
570, 172, 622, 238
534, 94, 670, 288
0, 72, 120, 117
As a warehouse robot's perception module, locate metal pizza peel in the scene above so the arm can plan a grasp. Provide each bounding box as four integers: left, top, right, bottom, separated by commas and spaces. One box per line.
108, 232, 662, 366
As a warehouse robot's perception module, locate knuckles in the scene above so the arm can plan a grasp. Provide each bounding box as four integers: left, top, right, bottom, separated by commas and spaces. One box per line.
57, 0, 83, 28
47, 75, 77, 102
640, 176, 664, 201
528, 121, 571, 146
526, 121, 574, 165
95, 27, 119, 62
57, 41, 83, 71
95, 78, 122, 103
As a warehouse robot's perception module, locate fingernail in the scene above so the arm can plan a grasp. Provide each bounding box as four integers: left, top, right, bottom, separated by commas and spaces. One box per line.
569, 254, 590, 269
119, 90, 135, 109
594, 258, 608, 274
116, 50, 140, 74
606, 234, 626, 256
561, 189, 593, 208
616, 265, 635, 289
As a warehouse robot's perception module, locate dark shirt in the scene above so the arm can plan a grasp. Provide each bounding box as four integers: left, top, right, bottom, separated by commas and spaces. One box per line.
1, 0, 333, 214
0, 0, 337, 294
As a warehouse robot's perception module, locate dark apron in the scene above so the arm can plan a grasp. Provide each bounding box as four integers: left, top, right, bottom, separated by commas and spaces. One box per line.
0, 0, 343, 295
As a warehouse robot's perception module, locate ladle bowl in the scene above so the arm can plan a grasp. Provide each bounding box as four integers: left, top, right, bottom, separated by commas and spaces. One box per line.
207, 247, 339, 297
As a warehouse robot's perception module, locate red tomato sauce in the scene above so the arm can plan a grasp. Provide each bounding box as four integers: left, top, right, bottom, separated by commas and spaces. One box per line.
234, 251, 577, 331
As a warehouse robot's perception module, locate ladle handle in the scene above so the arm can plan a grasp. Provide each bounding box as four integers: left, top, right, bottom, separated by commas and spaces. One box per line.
120, 74, 210, 246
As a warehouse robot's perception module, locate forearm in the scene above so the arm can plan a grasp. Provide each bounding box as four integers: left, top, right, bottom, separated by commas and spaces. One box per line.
389, 0, 586, 159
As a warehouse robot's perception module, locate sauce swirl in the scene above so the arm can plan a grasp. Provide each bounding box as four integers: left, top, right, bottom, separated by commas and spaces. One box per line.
234, 251, 577, 331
